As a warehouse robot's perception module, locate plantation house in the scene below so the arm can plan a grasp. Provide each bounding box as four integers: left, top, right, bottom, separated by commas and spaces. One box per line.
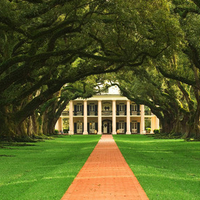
55, 87, 159, 134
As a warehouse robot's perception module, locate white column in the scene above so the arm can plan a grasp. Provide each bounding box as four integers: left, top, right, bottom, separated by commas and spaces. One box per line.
55, 120, 59, 130
141, 105, 145, 134
69, 101, 74, 135
112, 100, 116, 134
151, 117, 154, 133
151, 116, 159, 133
56, 117, 63, 133
156, 116, 159, 129
83, 100, 88, 135
98, 100, 102, 134
126, 100, 131, 134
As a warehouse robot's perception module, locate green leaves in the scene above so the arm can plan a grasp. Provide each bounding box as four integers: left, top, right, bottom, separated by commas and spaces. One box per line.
0, 0, 199, 139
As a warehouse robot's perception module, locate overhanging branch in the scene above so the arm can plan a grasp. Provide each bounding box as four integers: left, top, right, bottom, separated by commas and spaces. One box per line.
156, 66, 196, 86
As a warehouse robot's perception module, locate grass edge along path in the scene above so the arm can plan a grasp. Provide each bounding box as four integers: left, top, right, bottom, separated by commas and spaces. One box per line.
113, 134, 200, 200
0, 135, 101, 200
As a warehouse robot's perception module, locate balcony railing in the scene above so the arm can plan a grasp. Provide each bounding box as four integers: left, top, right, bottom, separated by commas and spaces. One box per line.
130, 111, 141, 115
116, 111, 141, 116
116, 111, 126, 115
62, 111, 69, 116
62, 110, 141, 116
73, 111, 83, 116
102, 111, 112, 116
87, 111, 98, 116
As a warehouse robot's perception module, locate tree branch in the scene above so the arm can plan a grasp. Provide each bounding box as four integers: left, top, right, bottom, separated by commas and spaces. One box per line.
156, 66, 196, 86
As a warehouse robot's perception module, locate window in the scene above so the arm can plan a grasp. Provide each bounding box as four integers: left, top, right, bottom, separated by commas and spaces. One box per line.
77, 121, 83, 133
89, 103, 95, 111
89, 122, 95, 130
118, 121, 125, 133
119, 122, 124, 129
77, 122, 82, 129
130, 104, 137, 115
77, 104, 82, 112
131, 122, 137, 133
103, 102, 111, 111
131, 104, 137, 111
119, 103, 125, 111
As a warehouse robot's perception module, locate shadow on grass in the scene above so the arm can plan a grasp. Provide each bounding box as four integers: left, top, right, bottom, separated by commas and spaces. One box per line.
51, 134, 70, 138
0, 142, 36, 149
0, 155, 16, 157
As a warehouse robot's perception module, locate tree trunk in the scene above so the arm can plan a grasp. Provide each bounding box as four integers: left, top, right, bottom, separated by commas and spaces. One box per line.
160, 113, 183, 137
0, 106, 17, 141
185, 111, 200, 140
42, 111, 59, 135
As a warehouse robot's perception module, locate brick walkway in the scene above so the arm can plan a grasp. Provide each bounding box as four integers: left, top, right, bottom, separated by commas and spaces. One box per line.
61, 135, 149, 200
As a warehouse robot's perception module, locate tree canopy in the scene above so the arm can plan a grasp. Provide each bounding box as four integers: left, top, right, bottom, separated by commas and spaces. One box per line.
0, 0, 200, 140
108, 0, 200, 139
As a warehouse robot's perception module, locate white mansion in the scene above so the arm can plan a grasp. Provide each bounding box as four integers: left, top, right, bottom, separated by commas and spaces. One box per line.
55, 87, 159, 134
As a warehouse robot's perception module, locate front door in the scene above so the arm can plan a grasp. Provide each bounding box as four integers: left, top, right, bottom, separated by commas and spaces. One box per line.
103, 120, 112, 134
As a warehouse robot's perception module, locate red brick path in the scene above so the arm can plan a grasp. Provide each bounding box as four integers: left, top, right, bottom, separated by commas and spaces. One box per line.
61, 135, 149, 200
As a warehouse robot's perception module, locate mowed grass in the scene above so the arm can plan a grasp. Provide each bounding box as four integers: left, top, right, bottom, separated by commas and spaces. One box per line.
0, 135, 101, 200
113, 134, 200, 200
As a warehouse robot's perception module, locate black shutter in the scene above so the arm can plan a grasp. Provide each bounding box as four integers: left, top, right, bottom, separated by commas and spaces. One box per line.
124, 122, 127, 134
125, 105, 127, 115
117, 105, 119, 115
74, 105, 77, 116
87, 123, 90, 133
74, 123, 77, 134
82, 123, 84, 133
137, 105, 140, 115
95, 123, 98, 131
87, 105, 89, 115
82, 105, 84, 115
116, 122, 119, 130
130, 104, 132, 116
95, 105, 98, 116
137, 122, 140, 133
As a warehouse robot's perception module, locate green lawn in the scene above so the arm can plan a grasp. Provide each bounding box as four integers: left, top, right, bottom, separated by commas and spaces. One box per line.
113, 134, 200, 200
1, 134, 200, 200
0, 135, 101, 200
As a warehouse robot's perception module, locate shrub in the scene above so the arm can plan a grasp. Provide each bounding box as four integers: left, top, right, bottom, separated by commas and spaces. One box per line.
153, 129, 160, 134
63, 129, 69, 133
146, 128, 151, 133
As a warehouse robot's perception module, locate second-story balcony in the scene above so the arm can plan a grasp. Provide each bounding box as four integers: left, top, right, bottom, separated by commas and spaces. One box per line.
63, 110, 141, 116
65, 110, 142, 116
